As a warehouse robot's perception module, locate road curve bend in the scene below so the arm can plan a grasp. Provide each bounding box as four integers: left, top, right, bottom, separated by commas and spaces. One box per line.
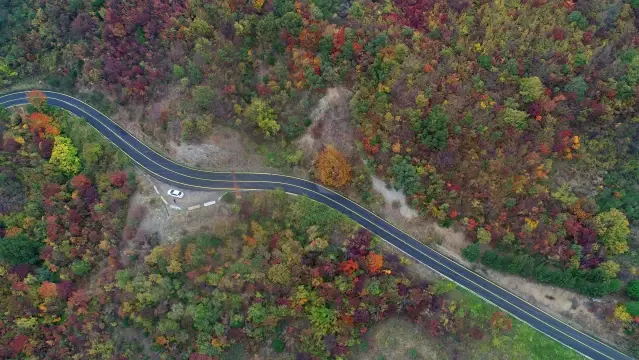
0, 91, 633, 360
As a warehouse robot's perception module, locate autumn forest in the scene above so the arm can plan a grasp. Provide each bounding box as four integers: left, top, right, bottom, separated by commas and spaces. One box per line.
2, 0, 639, 359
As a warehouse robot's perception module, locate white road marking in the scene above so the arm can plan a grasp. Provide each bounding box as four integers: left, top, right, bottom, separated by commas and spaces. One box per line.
170, 205, 182, 210
217, 192, 227, 201
285, 192, 298, 196
153, 185, 159, 194
160, 196, 168, 204
203, 201, 216, 207
188, 205, 201, 210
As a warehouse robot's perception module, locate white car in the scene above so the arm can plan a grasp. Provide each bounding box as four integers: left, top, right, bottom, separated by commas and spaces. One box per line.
167, 189, 184, 198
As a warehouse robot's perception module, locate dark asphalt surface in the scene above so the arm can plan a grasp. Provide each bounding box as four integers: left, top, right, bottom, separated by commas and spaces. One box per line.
0, 90, 633, 360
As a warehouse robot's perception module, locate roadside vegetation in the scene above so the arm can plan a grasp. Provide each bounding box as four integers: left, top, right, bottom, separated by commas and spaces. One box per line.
0, 96, 135, 358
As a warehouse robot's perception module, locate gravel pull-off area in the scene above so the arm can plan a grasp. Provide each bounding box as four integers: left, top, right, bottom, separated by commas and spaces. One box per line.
171, 126, 275, 172
127, 171, 236, 245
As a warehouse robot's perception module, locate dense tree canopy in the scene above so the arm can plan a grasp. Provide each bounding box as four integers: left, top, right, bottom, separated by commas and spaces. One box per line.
3, 0, 639, 355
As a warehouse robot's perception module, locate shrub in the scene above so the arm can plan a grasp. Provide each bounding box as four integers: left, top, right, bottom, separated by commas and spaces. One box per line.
272, 337, 285, 353
221, 192, 235, 203
478, 54, 491, 70
191, 86, 217, 110
481, 250, 619, 297
282, 116, 310, 139
172, 64, 185, 79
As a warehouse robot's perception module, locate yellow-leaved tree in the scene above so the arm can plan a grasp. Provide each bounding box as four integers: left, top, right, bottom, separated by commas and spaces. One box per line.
315, 145, 352, 188
50, 136, 81, 176
593, 209, 630, 255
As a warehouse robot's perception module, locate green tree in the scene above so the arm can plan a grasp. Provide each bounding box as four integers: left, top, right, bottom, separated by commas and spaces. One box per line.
391, 156, 424, 196
71, 260, 91, 276
593, 209, 631, 255
195, 116, 214, 136
50, 136, 82, 175
247, 303, 268, 324
188, 18, 211, 38
0, 58, 17, 85
187, 300, 222, 332
462, 243, 481, 262
564, 76, 588, 99
181, 119, 195, 140
519, 76, 544, 102
627, 280, 639, 300
349, 1, 364, 18
478, 55, 492, 70
192, 86, 216, 110
599, 260, 620, 279
308, 306, 336, 336
82, 143, 103, 169
625, 301, 639, 317
268, 263, 291, 285
256, 13, 279, 44
501, 108, 529, 130
0, 234, 42, 265
272, 337, 286, 352
172, 64, 185, 79
567, 11, 588, 29
274, 0, 295, 15
476, 227, 492, 244
418, 105, 449, 150
244, 99, 280, 137
279, 12, 303, 37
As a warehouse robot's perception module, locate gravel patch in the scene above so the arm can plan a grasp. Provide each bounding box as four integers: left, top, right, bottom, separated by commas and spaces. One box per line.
371, 176, 418, 219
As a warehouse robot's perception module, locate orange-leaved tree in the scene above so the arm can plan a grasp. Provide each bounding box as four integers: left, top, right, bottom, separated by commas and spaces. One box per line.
27, 90, 47, 108
315, 145, 352, 187
27, 113, 60, 137
339, 259, 359, 275
38, 281, 58, 299
366, 252, 383, 274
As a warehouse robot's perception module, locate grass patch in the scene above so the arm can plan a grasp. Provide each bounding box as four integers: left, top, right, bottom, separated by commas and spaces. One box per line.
453, 288, 585, 360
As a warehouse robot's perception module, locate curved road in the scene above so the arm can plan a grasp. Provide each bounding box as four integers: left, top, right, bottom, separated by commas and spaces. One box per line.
0, 91, 632, 360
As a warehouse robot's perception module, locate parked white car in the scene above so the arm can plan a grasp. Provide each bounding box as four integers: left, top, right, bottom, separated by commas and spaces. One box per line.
167, 189, 184, 198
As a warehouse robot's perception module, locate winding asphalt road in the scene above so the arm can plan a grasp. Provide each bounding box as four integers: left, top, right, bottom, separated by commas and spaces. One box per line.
0, 90, 633, 360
